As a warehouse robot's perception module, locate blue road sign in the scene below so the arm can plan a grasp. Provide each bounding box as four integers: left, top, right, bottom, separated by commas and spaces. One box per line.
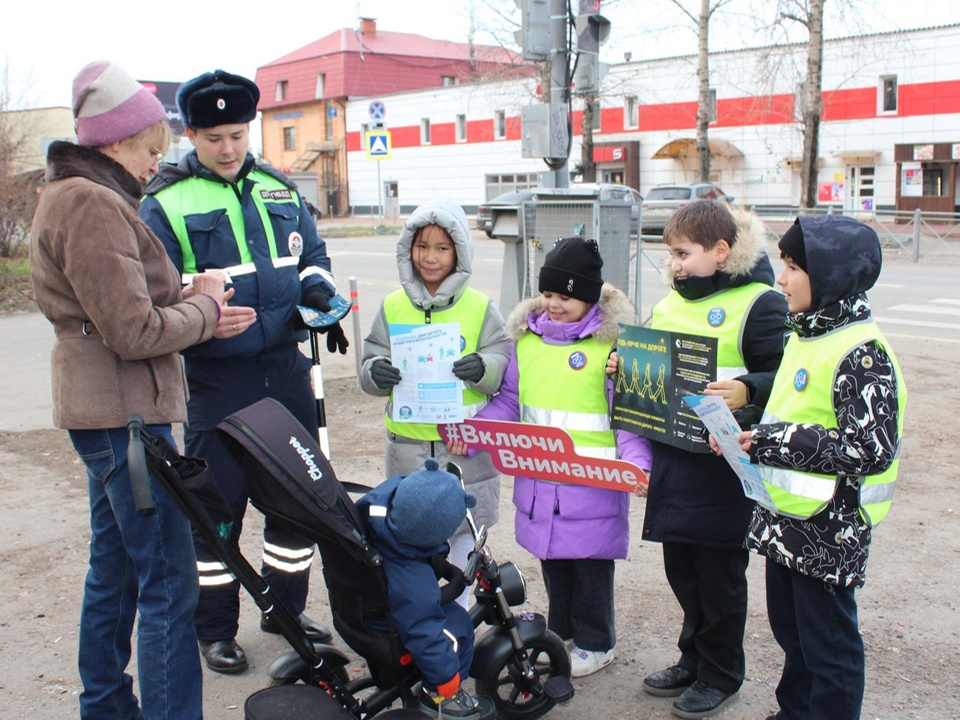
368, 100, 386, 120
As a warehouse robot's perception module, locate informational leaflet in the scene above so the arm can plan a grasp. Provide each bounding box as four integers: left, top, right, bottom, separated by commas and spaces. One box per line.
611, 324, 717, 453
295, 294, 352, 328
389, 322, 463, 424
680, 394, 776, 510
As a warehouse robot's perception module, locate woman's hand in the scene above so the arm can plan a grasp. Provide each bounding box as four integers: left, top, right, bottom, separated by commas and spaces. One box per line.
445, 438, 469, 456
189, 271, 227, 305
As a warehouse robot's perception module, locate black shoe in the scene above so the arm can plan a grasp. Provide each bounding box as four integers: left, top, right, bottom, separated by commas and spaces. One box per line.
642, 664, 696, 697
260, 612, 333, 643
199, 639, 249, 674
419, 688, 482, 719
671, 680, 737, 719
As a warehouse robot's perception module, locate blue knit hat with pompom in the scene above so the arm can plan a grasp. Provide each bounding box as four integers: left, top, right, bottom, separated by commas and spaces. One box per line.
386, 458, 477, 549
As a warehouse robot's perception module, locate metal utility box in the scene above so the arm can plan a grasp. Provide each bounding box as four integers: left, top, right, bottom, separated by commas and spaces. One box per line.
519, 184, 636, 302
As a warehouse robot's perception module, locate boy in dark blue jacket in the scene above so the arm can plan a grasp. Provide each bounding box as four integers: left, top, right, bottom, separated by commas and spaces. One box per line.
357, 459, 482, 719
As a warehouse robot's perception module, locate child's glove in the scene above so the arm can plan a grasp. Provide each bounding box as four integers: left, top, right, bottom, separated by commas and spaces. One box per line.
452, 353, 485, 383
371, 359, 402, 389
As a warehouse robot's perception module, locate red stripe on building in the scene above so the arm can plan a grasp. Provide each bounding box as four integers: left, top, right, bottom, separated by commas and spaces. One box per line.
821, 87, 876, 121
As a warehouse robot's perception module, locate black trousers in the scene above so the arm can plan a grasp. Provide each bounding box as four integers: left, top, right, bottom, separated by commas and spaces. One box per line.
766, 559, 864, 720
185, 347, 319, 642
662, 542, 749, 692
541, 558, 616, 652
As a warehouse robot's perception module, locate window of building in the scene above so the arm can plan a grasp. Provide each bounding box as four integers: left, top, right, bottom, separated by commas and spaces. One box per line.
625, 96, 638, 128
421, 118, 431, 144
456, 114, 466, 142
316, 73, 326, 99
325, 101, 334, 141
495, 110, 506, 139
880, 75, 898, 113
275, 80, 288, 102
442, 76, 458, 87
483, 172, 543, 200
283, 126, 296, 151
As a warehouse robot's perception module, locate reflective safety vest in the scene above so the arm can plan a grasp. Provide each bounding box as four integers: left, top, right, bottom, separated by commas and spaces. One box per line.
758, 320, 907, 527
383, 288, 490, 441
152, 169, 302, 279
516, 332, 615, 459
652, 283, 772, 380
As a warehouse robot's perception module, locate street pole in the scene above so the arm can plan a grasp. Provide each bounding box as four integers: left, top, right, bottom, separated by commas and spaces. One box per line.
377, 159, 384, 226
550, 0, 569, 189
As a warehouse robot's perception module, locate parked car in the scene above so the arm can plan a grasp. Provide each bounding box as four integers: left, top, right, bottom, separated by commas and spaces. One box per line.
476, 189, 538, 237
640, 183, 734, 237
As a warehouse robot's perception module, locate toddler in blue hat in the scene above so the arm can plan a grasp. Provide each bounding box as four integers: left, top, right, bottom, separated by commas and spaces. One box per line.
358, 459, 484, 719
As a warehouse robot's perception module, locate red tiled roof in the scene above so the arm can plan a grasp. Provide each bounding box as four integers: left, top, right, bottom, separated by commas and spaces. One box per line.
255, 27, 528, 110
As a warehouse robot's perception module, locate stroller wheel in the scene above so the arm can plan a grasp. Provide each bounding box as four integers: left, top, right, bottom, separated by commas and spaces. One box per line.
475, 629, 571, 720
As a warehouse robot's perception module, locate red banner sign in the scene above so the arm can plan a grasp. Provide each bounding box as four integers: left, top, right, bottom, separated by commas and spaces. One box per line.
439, 419, 645, 493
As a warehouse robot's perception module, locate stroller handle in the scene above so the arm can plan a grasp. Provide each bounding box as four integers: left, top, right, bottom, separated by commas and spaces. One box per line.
126, 415, 156, 514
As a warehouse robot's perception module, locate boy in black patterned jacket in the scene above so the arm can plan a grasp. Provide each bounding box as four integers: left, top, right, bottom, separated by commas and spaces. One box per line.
734, 215, 907, 720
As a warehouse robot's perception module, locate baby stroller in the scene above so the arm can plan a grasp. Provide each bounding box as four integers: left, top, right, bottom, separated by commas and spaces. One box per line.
128, 397, 574, 720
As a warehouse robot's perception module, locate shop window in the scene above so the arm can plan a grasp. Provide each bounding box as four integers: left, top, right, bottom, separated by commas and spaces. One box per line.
922, 165, 945, 196
421, 119, 431, 144
283, 126, 296, 151
879, 75, 898, 114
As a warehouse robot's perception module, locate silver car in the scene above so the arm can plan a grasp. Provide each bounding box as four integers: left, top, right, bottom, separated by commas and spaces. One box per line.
640, 183, 734, 237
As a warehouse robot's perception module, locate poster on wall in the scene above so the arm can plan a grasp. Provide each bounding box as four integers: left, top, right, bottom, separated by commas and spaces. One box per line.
913, 144, 934, 160
818, 182, 844, 203
902, 163, 923, 197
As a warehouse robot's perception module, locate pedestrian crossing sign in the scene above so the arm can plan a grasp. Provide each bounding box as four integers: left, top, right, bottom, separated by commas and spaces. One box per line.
366, 130, 392, 160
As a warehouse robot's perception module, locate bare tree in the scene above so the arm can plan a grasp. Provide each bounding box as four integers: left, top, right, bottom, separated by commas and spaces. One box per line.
0, 62, 43, 258
779, 0, 825, 208
668, 0, 733, 183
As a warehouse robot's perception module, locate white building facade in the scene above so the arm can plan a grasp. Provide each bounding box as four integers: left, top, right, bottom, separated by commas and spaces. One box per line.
344, 24, 960, 217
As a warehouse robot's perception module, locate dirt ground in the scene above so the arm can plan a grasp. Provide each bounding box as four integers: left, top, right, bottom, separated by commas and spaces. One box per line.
1, 343, 958, 720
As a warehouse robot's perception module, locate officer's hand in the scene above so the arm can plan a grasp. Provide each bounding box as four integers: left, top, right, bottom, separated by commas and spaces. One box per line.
452, 353, 485, 383
371, 359, 402, 389
324, 321, 349, 354
303, 287, 333, 313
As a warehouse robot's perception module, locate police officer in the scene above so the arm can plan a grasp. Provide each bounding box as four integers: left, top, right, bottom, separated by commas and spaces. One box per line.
141, 70, 347, 674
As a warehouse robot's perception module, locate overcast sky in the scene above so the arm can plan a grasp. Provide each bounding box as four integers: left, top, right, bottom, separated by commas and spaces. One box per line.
4, 0, 959, 109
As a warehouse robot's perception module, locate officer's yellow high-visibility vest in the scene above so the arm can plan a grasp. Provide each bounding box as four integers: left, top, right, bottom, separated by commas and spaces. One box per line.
516, 332, 615, 459
652, 283, 773, 380
758, 320, 907, 527
383, 288, 489, 441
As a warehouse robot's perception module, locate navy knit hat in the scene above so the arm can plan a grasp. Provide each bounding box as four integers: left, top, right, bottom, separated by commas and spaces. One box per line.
386, 458, 477, 549
177, 70, 260, 129
539, 236, 604, 303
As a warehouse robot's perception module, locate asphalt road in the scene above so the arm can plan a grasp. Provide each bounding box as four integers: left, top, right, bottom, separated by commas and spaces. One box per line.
2, 232, 957, 433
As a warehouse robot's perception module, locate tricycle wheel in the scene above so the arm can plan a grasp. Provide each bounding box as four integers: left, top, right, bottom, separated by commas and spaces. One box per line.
475, 629, 571, 720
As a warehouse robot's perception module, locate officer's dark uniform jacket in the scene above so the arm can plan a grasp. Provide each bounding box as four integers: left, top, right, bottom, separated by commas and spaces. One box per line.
643, 208, 790, 548
141, 152, 335, 366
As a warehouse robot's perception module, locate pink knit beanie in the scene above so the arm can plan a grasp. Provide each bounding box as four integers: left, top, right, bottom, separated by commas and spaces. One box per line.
72, 61, 166, 147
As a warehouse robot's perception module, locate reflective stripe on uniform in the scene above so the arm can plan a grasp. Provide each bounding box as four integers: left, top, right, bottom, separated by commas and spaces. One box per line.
181, 256, 299, 283
262, 542, 315, 573
197, 560, 235, 586
520, 404, 610, 433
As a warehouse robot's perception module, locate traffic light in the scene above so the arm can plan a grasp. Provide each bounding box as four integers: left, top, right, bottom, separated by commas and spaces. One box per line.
575, 0, 610, 55
515, 0, 551, 62
573, 0, 610, 94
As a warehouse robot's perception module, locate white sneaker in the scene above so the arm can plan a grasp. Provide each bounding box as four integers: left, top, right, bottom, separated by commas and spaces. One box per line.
570, 646, 615, 677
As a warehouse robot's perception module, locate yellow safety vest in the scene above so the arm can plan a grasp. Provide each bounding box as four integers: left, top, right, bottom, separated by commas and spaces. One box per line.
516, 332, 615, 459
383, 288, 490, 441
759, 320, 907, 526
652, 283, 773, 380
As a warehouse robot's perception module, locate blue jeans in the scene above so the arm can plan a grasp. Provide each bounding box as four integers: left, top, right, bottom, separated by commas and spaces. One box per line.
766, 559, 864, 720
70, 425, 202, 720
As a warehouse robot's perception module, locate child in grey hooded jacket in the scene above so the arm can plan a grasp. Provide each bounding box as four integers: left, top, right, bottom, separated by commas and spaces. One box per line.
359, 200, 510, 603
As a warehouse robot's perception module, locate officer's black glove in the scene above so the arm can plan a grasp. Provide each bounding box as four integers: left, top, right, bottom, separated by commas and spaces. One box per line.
303, 287, 333, 313
370, 359, 402, 389
452, 353, 485, 383
325, 322, 349, 354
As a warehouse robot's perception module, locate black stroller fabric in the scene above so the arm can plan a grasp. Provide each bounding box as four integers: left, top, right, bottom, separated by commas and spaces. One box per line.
217, 398, 408, 682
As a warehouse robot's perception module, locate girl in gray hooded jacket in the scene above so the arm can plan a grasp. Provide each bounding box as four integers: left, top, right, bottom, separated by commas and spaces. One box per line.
360, 200, 511, 604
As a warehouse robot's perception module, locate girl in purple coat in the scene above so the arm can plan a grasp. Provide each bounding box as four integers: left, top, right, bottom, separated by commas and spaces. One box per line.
448, 237, 651, 678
